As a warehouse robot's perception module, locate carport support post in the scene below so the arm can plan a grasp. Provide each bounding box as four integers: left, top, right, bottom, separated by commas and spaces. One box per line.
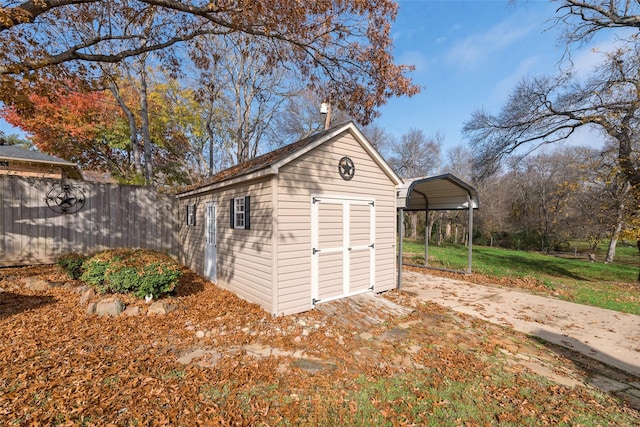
424, 208, 429, 267
467, 195, 473, 274
397, 207, 404, 290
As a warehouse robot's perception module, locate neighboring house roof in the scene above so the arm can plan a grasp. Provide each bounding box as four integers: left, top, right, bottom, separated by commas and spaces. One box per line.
178, 121, 402, 197
0, 144, 83, 180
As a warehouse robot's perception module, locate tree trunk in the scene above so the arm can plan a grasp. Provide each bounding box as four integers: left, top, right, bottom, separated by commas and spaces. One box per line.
427, 213, 437, 243
109, 81, 142, 177
605, 227, 621, 264
605, 182, 630, 263
637, 238, 640, 282
139, 67, 153, 185
409, 212, 418, 240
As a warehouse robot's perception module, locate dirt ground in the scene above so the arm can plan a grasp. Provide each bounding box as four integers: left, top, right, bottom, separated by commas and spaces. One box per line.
1, 265, 639, 425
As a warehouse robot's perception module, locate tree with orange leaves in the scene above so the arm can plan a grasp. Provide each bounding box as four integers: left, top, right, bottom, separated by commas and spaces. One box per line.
0, 79, 134, 177
0, 0, 419, 125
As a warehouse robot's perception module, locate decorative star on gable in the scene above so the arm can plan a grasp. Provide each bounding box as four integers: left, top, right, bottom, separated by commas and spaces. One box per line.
338, 156, 355, 181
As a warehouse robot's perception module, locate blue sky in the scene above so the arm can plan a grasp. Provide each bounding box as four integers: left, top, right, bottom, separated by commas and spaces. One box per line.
1, 0, 612, 153
377, 0, 610, 153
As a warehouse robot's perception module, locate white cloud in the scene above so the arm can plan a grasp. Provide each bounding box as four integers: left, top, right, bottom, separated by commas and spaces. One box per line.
567, 35, 630, 80
445, 18, 537, 70
490, 56, 540, 104
397, 50, 428, 74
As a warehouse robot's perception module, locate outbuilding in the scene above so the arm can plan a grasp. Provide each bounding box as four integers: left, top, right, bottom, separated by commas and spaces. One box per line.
177, 122, 402, 315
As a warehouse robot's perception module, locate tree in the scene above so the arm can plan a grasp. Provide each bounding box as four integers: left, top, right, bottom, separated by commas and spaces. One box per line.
505, 147, 593, 251
0, 0, 419, 125
275, 90, 351, 146
209, 34, 289, 164
389, 128, 442, 240
0, 78, 129, 174
465, 1, 640, 191
389, 128, 442, 179
464, 0, 640, 275
0, 131, 31, 148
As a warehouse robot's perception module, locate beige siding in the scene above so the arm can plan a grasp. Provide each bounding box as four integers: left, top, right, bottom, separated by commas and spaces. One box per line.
276, 132, 397, 315
178, 178, 274, 313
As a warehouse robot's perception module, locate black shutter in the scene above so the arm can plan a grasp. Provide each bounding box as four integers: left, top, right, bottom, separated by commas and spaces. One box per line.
230, 198, 235, 229
244, 196, 250, 229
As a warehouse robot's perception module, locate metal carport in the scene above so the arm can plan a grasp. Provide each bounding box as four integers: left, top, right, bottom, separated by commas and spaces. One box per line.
396, 173, 479, 289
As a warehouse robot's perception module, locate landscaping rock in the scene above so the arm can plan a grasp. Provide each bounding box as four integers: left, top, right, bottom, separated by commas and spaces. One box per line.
379, 327, 408, 342
359, 332, 374, 341
177, 349, 210, 365
23, 278, 54, 291
122, 306, 141, 317
147, 301, 177, 315
95, 298, 125, 317
291, 358, 338, 373
588, 375, 629, 393
86, 302, 97, 315
79, 288, 96, 305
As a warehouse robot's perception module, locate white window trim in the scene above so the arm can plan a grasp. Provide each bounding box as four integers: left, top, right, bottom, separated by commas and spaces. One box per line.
234, 197, 246, 229
187, 203, 196, 226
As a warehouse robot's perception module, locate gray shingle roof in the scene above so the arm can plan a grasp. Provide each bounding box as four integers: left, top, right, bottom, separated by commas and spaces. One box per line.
0, 145, 76, 166
180, 122, 351, 193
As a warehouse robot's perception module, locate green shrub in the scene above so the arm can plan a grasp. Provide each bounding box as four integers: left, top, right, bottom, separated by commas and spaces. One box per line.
57, 253, 87, 279
132, 263, 181, 299
105, 266, 141, 294
79, 249, 181, 299
80, 258, 112, 293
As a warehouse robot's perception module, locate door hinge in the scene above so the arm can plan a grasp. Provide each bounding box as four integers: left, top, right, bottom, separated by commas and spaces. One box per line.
368, 243, 375, 249
369, 201, 375, 207
313, 248, 321, 255
312, 298, 321, 305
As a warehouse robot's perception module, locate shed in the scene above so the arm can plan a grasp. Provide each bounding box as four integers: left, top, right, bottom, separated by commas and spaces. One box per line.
0, 144, 83, 180
177, 122, 402, 315
396, 174, 479, 287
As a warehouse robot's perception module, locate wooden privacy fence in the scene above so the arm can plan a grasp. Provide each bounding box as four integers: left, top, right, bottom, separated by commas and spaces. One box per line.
1, 176, 179, 267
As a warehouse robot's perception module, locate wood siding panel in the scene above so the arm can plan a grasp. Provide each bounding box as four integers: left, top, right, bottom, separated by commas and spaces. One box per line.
0, 176, 179, 266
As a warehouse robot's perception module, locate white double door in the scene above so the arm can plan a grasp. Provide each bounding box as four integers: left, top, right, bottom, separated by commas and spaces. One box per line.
311, 195, 375, 304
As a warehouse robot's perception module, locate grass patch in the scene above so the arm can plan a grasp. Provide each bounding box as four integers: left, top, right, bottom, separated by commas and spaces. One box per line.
403, 241, 640, 315
198, 369, 637, 426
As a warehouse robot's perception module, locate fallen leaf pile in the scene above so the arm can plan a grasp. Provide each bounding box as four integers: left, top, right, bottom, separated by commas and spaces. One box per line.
1, 265, 638, 426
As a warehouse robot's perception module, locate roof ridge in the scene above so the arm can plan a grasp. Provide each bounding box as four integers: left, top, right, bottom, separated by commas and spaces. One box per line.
182, 122, 353, 192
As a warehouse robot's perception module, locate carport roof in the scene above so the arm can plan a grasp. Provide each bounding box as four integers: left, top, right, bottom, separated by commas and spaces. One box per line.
397, 173, 479, 211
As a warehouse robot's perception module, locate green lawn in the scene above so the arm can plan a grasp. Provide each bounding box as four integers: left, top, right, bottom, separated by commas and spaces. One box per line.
402, 241, 640, 315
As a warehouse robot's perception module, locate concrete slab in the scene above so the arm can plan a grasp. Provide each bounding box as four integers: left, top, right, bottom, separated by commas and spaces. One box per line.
402, 270, 640, 378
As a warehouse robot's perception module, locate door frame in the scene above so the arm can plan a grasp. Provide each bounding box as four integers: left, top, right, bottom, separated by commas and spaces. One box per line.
310, 194, 375, 304
204, 201, 217, 282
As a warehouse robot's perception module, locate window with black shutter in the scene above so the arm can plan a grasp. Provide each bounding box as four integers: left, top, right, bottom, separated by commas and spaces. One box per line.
186, 203, 196, 226
230, 196, 250, 229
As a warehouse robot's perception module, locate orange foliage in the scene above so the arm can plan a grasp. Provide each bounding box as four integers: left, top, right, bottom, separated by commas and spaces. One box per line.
0, 79, 122, 169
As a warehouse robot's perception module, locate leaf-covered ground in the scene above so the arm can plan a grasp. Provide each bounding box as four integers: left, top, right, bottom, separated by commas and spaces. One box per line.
1, 265, 639, 426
